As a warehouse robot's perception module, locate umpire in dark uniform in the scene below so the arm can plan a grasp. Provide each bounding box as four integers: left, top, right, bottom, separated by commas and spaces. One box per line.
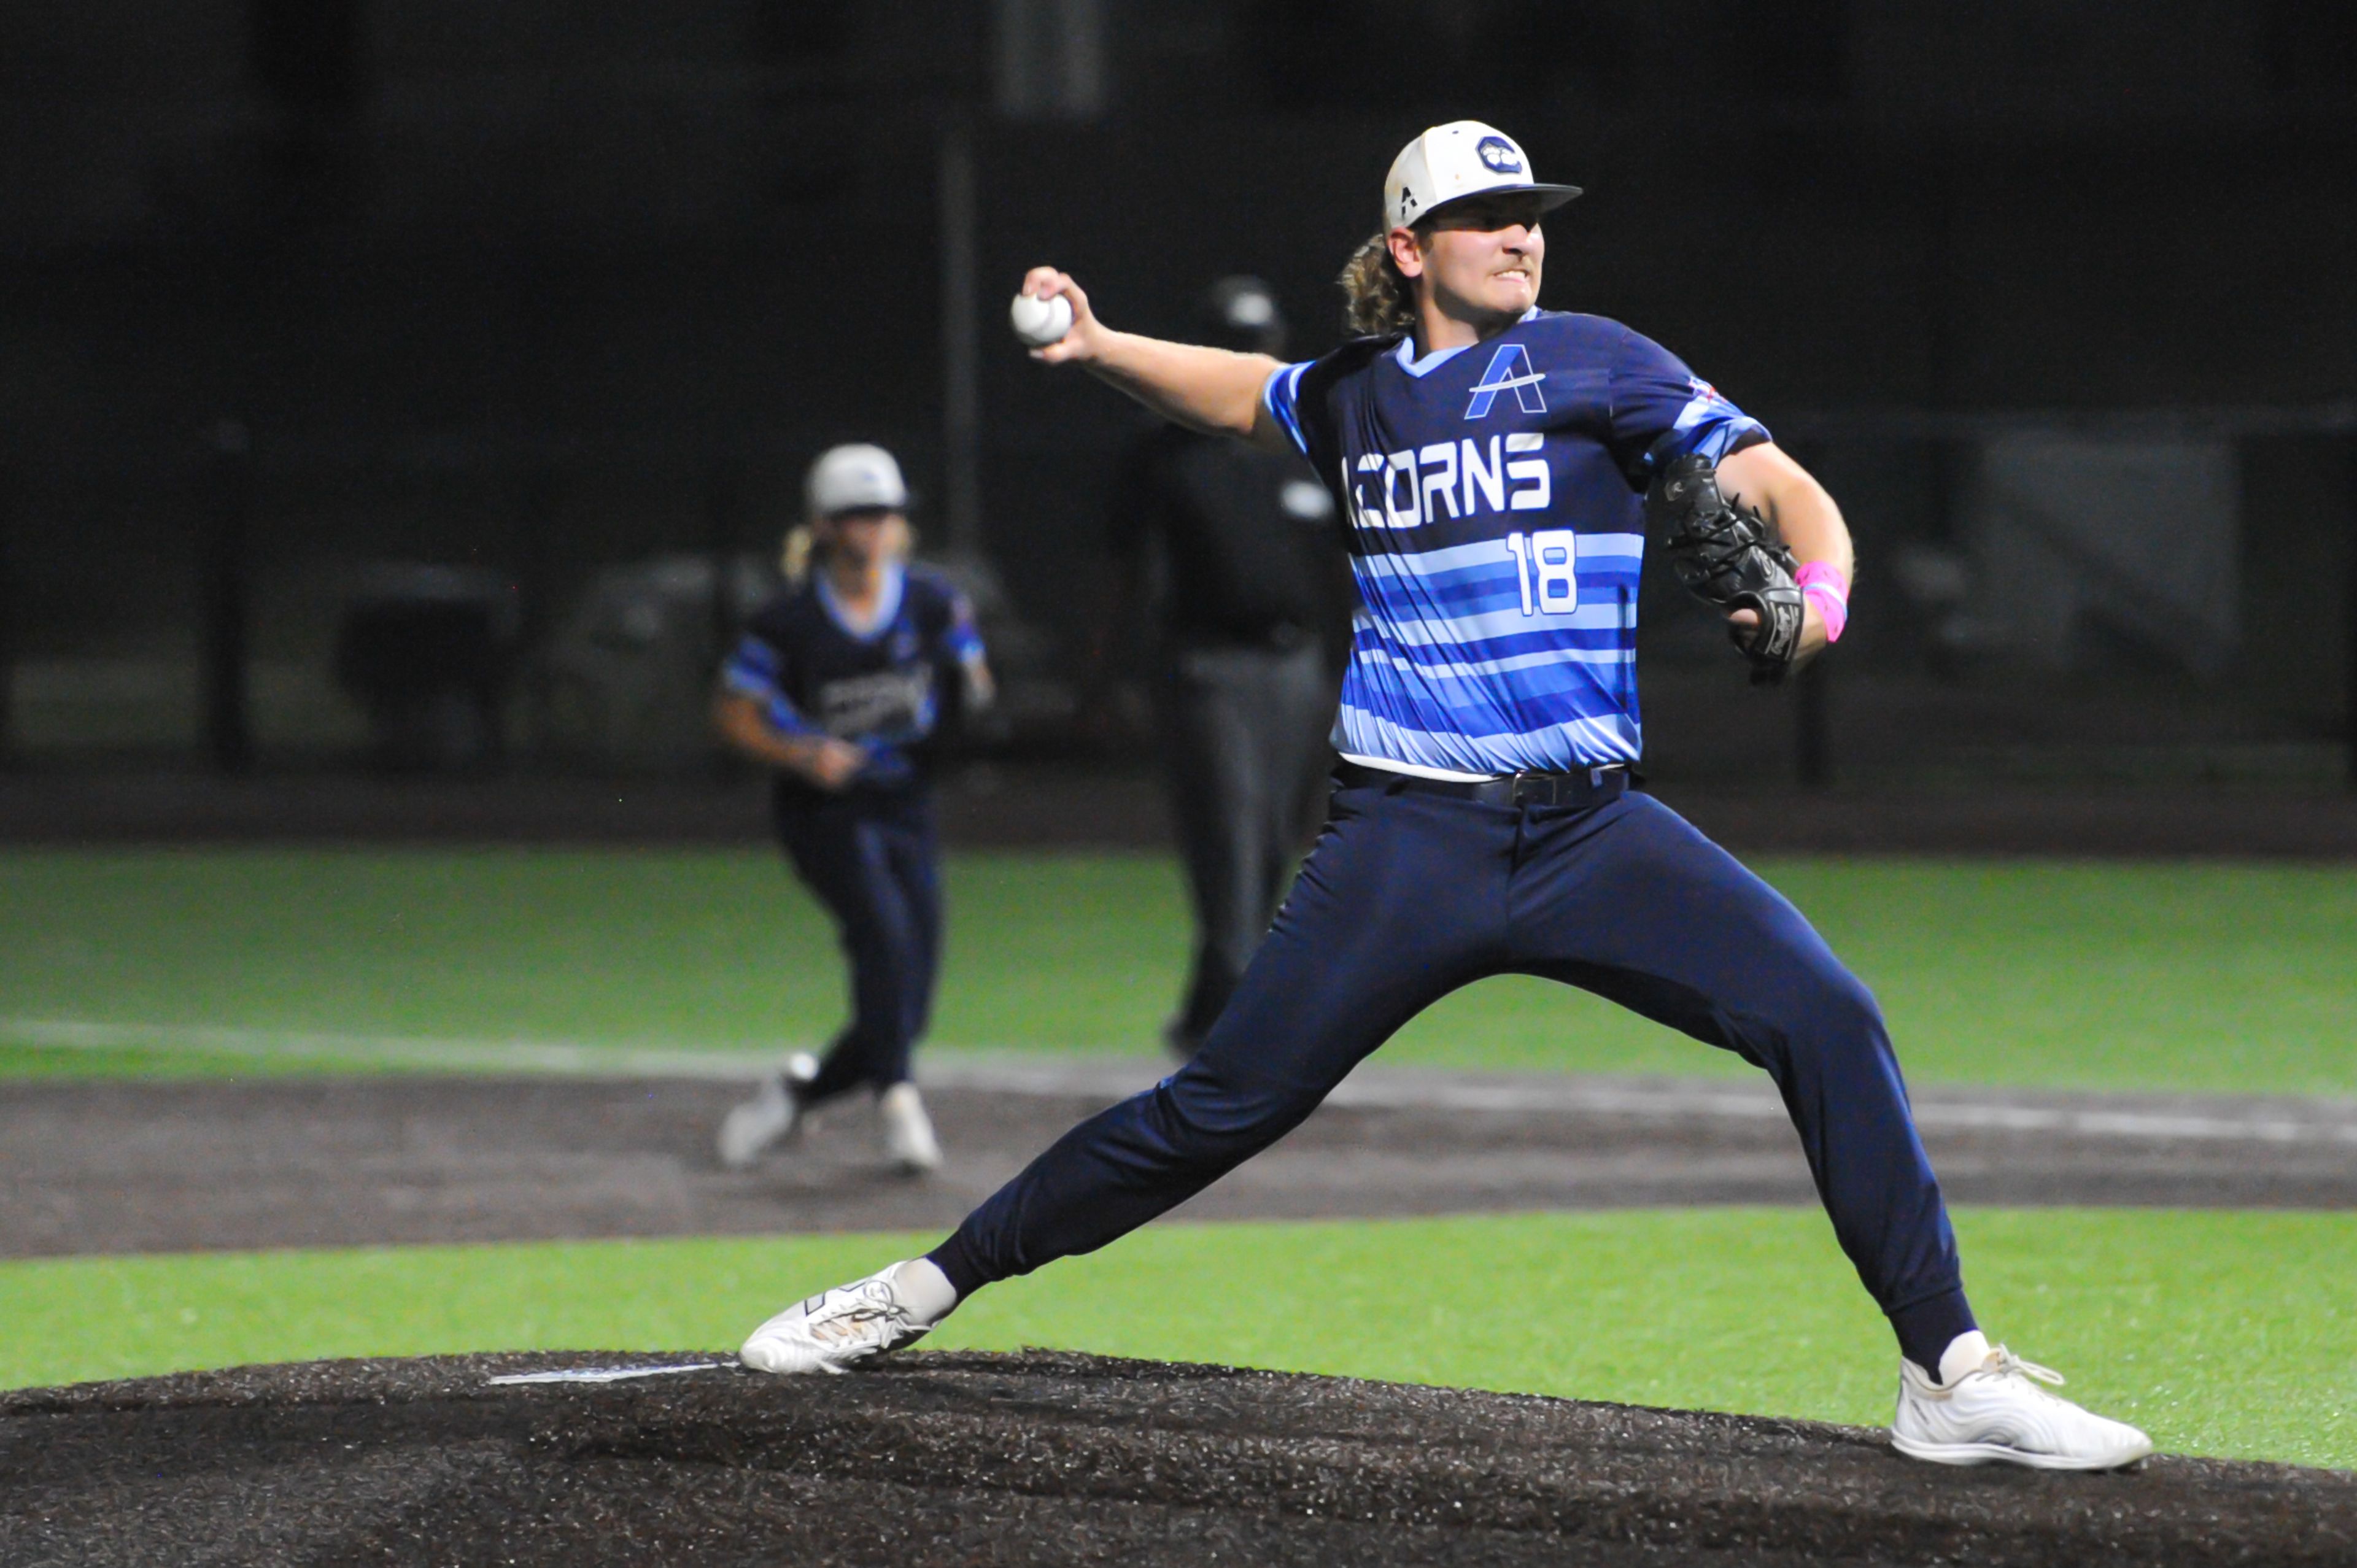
1099, 277, 1345, 1058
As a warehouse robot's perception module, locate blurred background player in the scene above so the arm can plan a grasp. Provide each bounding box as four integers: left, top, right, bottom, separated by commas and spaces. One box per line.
1092, 276, 1348, 1059
713, 444, 993, 1175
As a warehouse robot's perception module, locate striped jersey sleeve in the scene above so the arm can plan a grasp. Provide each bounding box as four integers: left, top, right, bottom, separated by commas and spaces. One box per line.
937, 591, 985, 664
720, 628, 821, 736
905, 566, 986, 667
1262, 360, 1314, 458
1606, 330, 1771, 485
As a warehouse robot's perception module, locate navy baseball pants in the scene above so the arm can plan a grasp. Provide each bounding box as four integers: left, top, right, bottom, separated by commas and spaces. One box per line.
773, 787, 941, 1106
929, 772, 1976, 1371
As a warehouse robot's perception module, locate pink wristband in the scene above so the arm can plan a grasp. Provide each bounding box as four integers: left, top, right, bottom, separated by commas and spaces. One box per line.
1794, 562, 1849, 643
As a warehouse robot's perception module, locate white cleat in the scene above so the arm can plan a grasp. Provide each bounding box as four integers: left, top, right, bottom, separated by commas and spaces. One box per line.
715, 1053, 817, 1172
878, 1081, 942, 1173
740, 1264, 934, 1375
1892, 1342, 2154, 1470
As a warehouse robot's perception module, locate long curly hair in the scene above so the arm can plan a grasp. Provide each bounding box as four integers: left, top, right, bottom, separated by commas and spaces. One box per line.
1337, 229, 1422, 339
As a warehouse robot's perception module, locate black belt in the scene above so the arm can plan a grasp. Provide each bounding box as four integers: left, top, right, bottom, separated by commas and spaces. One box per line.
1333, 760, 1630, 809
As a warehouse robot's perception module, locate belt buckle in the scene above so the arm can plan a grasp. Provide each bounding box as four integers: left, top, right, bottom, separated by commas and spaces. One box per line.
1511, 769, 1610, 808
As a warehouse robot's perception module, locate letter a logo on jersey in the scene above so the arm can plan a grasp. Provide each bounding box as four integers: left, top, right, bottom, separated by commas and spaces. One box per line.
1465, 344, 1547, 420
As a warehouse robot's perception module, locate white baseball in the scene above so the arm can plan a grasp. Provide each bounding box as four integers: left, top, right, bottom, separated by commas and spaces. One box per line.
1009, 291, 1074, 347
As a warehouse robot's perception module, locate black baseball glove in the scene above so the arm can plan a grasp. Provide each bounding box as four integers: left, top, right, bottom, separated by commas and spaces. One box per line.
1646, 454, 1806, 686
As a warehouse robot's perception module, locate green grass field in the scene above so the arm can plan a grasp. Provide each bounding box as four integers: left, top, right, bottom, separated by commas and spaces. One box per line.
7, 1208, 2350, 1467
4, 848, 2355, 1092
6, 846, 2354, 1467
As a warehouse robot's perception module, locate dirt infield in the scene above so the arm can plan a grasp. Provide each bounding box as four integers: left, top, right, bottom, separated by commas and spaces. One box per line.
5, 1350, 2352, 1567
12, 1070, 2356, 1565
9, 1066, 2357, 1257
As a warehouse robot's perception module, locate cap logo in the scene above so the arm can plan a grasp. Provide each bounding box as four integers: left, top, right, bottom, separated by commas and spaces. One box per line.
1399, 185, 1418, 216
1475, 136, 1522, 174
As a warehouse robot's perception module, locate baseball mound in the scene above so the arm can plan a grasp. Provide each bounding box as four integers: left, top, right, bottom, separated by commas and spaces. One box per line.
6, 1351, 2351, 1567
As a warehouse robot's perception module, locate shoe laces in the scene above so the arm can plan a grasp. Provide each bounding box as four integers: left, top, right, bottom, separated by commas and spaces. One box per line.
807, 1281, 916, 1347
1974, 1345, 2067, 1393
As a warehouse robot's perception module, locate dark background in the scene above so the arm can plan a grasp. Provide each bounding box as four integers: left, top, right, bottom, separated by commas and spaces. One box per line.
2, 0, 2353, 801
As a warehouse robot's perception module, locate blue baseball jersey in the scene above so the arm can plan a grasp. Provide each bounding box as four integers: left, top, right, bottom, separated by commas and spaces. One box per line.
722, 562, 985, 792
1264, 309, 1769, 777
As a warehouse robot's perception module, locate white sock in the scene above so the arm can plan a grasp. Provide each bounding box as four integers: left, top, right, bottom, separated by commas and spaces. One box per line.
1937, 1329, 1993, 1385
886, 1257, 960, 1327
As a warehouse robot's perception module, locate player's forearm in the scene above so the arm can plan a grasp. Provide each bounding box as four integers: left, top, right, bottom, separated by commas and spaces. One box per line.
1770, 484, 1848, 660
1082, 333, 1281, 441
1760, 479, 1850, 581
1717, 444, 1852, 579
713, 694, 822, 771
961, 653, 996, 714
1711, 441, 1851, 662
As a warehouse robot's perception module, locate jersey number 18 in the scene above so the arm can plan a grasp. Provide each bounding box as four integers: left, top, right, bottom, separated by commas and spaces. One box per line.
1504, 530, 1579, 615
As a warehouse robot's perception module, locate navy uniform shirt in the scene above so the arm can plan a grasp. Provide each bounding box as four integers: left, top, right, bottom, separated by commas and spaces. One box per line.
1107, 422, 1340, 651
1264, 309, 1769, 778
722, 562, 985, 799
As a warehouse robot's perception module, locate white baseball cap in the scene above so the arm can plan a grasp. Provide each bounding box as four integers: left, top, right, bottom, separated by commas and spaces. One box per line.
1384, 121, 1581, 233
805, 443, 908, 516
